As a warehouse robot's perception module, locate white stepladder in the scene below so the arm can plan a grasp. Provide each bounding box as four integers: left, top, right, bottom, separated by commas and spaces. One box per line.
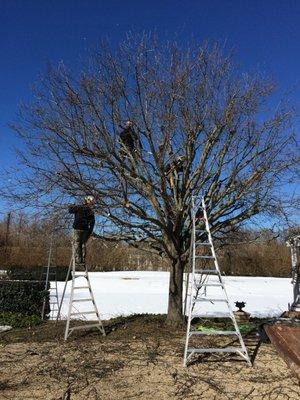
57, 251, 105, 340
183, 196, 251, 367
41, 233, 59, 320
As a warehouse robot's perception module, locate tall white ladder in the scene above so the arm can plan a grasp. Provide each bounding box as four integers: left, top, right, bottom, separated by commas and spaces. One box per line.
183, 196, 251, 366
41, 233, 59, 320
57, 252, 106, 340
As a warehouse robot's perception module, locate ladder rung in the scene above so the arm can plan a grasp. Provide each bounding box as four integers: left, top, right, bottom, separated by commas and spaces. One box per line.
195, 269, 219, 274
201, 283, 223, 287
74, 275, 88, 278
195, 298, 227, 302
74, 286, 90, 289
191, 314, 233, 320
187, 347, 245, 354
196, 242, 211, 246
189, 331, 238, 336
195, 255, 215, 259
195, 230, 206, 233
72, 299, 93, 303
69, 324, 104, 331
70, 311, 97, 316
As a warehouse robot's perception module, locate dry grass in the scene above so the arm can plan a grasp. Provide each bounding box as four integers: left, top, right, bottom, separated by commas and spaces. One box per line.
0, 315, 299, 399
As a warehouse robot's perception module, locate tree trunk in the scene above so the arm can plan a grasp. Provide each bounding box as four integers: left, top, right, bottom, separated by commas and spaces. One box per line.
166, 256, 185, 326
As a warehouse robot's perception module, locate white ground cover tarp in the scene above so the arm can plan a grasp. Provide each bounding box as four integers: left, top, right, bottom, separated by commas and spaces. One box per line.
54, 271, 292, 320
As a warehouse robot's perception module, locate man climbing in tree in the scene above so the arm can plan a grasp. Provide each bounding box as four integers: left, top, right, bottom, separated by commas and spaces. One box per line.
69, 195, 95, 267
164, 150, 186, 190
119, 120, 142, 157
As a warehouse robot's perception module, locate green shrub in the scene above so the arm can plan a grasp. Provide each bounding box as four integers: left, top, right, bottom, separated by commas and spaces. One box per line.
6, 265, 71, 281
0, 280, 49, 316
0, 312, 43, 328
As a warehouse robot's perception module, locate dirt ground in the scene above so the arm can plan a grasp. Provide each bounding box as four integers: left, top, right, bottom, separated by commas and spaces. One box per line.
0, 315, 299, 400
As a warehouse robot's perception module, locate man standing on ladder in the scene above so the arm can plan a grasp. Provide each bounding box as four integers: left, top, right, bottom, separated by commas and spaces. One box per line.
69, 195, 95, 267
58, 195, 105, 339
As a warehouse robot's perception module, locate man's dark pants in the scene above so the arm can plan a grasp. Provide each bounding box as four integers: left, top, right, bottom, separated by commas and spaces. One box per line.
72, 229, 90, 266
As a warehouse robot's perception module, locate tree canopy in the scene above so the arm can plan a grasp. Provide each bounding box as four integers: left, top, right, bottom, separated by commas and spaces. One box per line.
5, 35, 299, 323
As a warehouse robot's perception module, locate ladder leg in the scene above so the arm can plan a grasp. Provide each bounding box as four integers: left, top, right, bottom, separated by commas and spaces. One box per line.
56, 256, 72, 322
64, 255, 76, 340
50, 274, 59, 320
41, 233, 54, 319
84, 265, 106, 335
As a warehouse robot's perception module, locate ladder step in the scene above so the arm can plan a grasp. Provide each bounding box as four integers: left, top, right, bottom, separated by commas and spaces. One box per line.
70, 311, 97, 316
201, 283, 223, 287
196, 242, 211, 246
72, 299, 93, 303
187, 347, 246, 354
74, 274, 88, 278
195, 230, 206, 233
195, 255, 215, 259
194, 298, 227, 302
191, 313, 234, 320
189, 330, 238, 336
195, 269, 219, 274
69, 324, 104, 331
74, 286, 90, 289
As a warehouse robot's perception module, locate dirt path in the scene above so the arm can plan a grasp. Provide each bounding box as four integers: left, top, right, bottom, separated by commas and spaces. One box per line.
0, 316, 299, 399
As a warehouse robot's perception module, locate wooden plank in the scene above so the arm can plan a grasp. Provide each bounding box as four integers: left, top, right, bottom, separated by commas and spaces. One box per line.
264, 325, 300, 380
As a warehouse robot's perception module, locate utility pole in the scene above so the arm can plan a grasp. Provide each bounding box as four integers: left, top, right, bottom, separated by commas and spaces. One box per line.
4, 212, 12, 266
5, 212, 11, 246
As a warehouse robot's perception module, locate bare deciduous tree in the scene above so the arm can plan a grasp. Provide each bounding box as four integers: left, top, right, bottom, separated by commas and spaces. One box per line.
6, 35, 298, 325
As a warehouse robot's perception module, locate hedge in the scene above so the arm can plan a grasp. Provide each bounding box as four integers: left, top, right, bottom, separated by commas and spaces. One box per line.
0, 312, 43, 328
0, 280, 50, 316
6, 265, 71, 281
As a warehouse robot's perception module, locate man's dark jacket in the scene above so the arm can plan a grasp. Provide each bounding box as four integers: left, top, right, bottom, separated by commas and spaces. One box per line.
69, 205, 95, 234
120, 127, 142, 152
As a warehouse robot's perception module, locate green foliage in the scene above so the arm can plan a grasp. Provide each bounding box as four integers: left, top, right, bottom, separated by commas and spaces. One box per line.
238, 323, 256, 333
6, 265, 70, 281
0, 312, 42, 328
195, 319, 256, 334
0, 280, 49, 316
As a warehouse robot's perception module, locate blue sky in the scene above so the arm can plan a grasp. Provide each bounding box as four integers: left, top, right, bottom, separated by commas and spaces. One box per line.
0, 0, 299, 215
